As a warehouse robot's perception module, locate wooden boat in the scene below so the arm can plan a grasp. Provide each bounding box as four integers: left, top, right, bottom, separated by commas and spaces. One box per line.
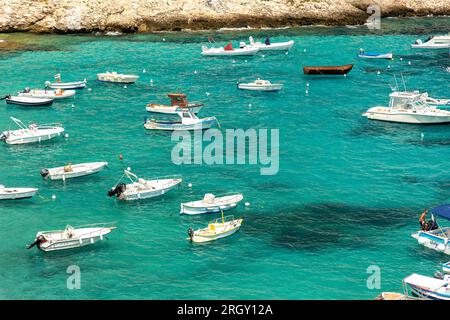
0, 185, 38, 200
0, 117, 65, 145
187, 213, 243, 243
180, 193, 244, 215
27, 223, 116, 252
146, 93, 203, 114
40, 162, 108, 181
18, 88, 76, 100
144, 111, 217, 131
45, 74, 86, 90
3, 95, 53, 107
303, 64, 353, 75
97, 71, 139, 84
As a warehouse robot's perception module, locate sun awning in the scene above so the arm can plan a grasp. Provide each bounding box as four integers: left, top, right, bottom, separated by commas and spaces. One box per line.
403, 273, 447, 291
430, 204, 450, 220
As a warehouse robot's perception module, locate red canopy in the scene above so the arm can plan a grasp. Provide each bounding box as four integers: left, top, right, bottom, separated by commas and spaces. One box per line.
224, 43, 233, 51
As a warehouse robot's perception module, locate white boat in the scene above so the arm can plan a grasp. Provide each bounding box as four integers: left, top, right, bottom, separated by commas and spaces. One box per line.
3, 95, 53, 107
419, 92, 450, 107
144, 110, 218, 131
146, 93, 203, 114
45, 74, 86, 90
201, 44, 259, 56
237, 79, 283, 92
187, 214, 243, 243
403, 273, 450, 300
107, 169, 182, 201
40, 161, 108, 181
180, 193, 244, 215
0, 117, 65, 145
411, 34, 450, 50
0, 185, 38, 200
411, 204, 450, 255
97, 71, 139, 84
27, 223, 116, 252
443, 261, 450, 274
358, 50, 393, 60
362, 91, 450, 124
246, 36, 294, 51
18, 88, 76, 100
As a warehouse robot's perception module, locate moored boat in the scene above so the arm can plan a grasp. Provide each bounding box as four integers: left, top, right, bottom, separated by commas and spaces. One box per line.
358, 50, 393, 60
180, 193, 244, 215
146, 93, 203, 114
0, 185, 38, 200
374, 292, 419, 300
40, 161, 108, 181
3, 95, 53, 107
303, 64, 353, 75
237, 79, 283, 92
27, 223, 116, 252
411, 34, 450, 50
45, 74, 86, 90
97, 71, 139, 84
201, 43, 259, 56
246, 36, 294, 51
144, 110, 218, 131
0, 117, 65, 145
403, 273, 450, 300
187, 214, 243, 243
18, 88, 76, 100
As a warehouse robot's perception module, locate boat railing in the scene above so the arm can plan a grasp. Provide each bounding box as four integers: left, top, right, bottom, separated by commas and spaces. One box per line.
39, 222, 117, 236
212, 215, 236, 224
35, 123, 63, 129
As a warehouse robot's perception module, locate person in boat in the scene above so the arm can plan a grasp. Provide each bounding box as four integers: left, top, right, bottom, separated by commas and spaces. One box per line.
419, 209, 439, 231
265, 37, 271, 46
207, 35, 215, 43
224, 42, 233, 51
64, 163, 73, 173
239, 41, 245, 49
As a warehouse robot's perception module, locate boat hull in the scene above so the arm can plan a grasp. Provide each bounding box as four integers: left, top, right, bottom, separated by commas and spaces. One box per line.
358, 53, 393, 59
18, 90, 76, 100
363, 107, 450, 124
97, 74, 139, 83
201, 47, 259, 56
146, 105, 202, 114
303, 64, 353, 75
238, 84, 283, 92
121, 179, 182, 201
411, 230, 450, 255
43, 162, 108, 180
250, 40, 294, 51
3, 128, 65, 145
181, 203, 238, 215
190, 219, 243, 243
47, 82, 86, 90
0, 188, 38, 200
144, 118, 216, 131
6, 97, 53, 107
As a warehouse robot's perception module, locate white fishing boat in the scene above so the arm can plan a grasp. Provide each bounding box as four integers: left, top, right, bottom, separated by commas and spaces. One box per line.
3, 95, 53, 107
187, 213, 243, 243
411, 34, 450, 50
45, 74, 86, 90
358, 49, 393, 60
237, 79, 283, 92
144, 110, 218, 131
97, 71, 139, 84
411, 205, 450, 255
18, 88, 76, 100
146, 93, 203, 114
403, 273, 450, 300
201, 43, 259, 56
40, 161, 108, 181
0, 117, 65, 145
246, 36, 294, 51
27, 223, 116, 252
0, 185, 38, 200
442, 261, 450, 274
180, 193, 244, 215
362, 91, 450, 124
107, 169, 182, 201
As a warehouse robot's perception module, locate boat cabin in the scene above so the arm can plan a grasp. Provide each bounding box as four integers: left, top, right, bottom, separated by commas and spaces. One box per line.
389, 91, 423, 109
168, 93, 188, 107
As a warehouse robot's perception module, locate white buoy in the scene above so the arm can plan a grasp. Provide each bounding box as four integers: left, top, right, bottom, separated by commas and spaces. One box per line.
285, 51, 288, 55
245, 202, 250, 207
143, 69, 146, 73
64, 133, 69, 138
400, 57, 403, 61
206, 92, 210, 96
87, 88, 92, 91
162, 38, 166, 42
150, 79, 154, 86
377, 71, 381, 75
124, 85, 127, 88
244, 60, 247, 63
303, 49, 306, 52
262, 54, 265, 58
188, 183, 192, 188
127, 167, 131, 171
194, 70, 198, 74
421, 133, 424, 141
232, 60, 236, 64
408, 61, 411, 65
51, 195, 56, 200
71, 104, 75, 108
248, 103, 252, 107
306, 90, 309, 95
344, 74, 347, 77
306, 82, 309, 87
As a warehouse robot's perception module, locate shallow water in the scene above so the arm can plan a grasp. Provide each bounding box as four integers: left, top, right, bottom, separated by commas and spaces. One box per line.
0, 17, 449, 299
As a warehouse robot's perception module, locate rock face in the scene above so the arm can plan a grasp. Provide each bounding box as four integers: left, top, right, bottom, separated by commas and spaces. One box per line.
0, 0, 449, 33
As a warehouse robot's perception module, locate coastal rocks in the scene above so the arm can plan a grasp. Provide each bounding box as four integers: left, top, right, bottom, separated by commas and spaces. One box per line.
0, 0, 449, 33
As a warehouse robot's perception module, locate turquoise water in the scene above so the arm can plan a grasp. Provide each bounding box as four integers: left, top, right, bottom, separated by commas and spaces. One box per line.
0, 17, 450, 300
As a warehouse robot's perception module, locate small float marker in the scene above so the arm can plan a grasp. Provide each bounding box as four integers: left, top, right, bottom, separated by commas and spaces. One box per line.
421, 133, 424, 141
127, 167, 131, 171
150, 79, 154, 86
306, 89, 309, 95
400, 57, 403, 61
143, 69, 146, 73
188, 183, 192, 188
162, 38, 166, 42
194, 70, 198, 74
232, 60, 236, 64
71, 104, 75, 108
387, 65, 391, 69
64, 134, 69, 138
248, 103, 252, 107
124, 85, 127, 88
244, 60, 247, 63
119, 154, 123, 161
344, 74, 347, 77
303, 49, 306, 52
205, 92, 210, 96
377, 71, 381, 75
51, 195, 56, 200
245, 202, 250, 207
285, 51, 289, 55
87, 88, 92, 91
262, 54, 265, 58
408, 61, 411, 65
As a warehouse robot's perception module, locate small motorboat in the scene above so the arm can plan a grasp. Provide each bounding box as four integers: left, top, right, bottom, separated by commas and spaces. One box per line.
107, 169, 182, 201
144, 110, 218, 131
237, 79, 283, 92
201, 43, 259, 56
411, 34, 450, 50
0, 185, 38, 200
363, 91, 450, 124
187, 213, 243, 243
97, 71, 139, 84
358, 49, 393, 60
18, 88, 76, 100
403, 273, 450, 300
45, 74, 86, 90
180, 193, 244, 215
40, 162, 108, 181
26, 223, 116, 252
246, 36, 294, 51
0, 117, 65, 145
2, 95, 53, 107
303, 64, 353, 75
146, 93, 203, 114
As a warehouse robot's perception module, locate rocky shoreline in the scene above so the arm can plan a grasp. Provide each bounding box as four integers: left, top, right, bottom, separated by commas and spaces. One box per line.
0, 0, 449, 34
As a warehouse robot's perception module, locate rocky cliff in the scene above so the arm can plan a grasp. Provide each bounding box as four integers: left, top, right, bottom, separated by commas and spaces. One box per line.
0, 0, 449, 33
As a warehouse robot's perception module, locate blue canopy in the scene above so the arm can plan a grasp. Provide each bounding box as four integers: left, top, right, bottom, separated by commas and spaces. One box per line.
430, 204, 450, 220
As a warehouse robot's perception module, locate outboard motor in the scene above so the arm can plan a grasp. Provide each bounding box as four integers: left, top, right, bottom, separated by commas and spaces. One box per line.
187, 228, 194, 241
0, 131, 7, 141
0, 94, 10, 100
435, 271, 445, 280
40, 168, 50, 178
107, 182, 126, 198
26, 235, 46, 249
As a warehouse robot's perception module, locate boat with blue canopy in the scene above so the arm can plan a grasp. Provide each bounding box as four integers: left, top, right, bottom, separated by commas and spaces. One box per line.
358, 49, 393, 60
411, 204, 450, 255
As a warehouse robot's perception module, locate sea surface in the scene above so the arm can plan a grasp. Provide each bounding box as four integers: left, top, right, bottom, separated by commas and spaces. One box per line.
0, 17, 449, 300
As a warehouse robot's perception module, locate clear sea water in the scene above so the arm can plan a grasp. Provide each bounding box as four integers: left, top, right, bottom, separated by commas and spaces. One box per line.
0, 17, 449, 300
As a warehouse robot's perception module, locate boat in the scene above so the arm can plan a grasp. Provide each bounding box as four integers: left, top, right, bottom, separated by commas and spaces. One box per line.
419, 92, 450, 107
0, 117, 65, 145
362, 91, 450, 124
0, 185, 38, 200
40, 162, 108, 181
146, 93, 203, 114
18, 88, 76, 100
26, 223, 116, 252
411, 204, 450, 255
374, 292, 420, 300
237, 79, 283, 92
97, 71, 139, 84
303, 64, 353, 75
246, 36, 294, 51
45, 74, 86, 90
187, 213, 243, 243
180, 193, 244, 215
403, 273, 450, 300
442, 261, 450, 274
411, 34, 450, 50
201, 43, 259, 56
2, 95, 53, 107
107, 169, 182, 201
358, 50, 393, 60
144, 110, 218, 131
